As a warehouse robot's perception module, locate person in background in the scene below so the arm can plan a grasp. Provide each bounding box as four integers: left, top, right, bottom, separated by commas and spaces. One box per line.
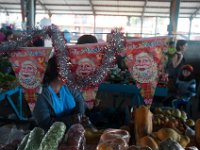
77, 34, 97, 44
33, 55, 89, 130
166, 40, 188, 81
172, 64, 196, 111
0, 26, 13, 43
32, 37, 44, 47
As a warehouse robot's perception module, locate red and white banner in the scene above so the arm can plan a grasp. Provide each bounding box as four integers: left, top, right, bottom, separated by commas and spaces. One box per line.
68, 43, 107, 109
125, 36, 169, 105
9, 47, 51, 103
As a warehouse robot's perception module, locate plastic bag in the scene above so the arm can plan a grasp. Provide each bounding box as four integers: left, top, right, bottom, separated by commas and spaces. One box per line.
64, 124, 85, 150
98, 129, 130, 150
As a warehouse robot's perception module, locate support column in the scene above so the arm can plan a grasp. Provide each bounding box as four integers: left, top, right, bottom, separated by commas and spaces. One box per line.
168, 0, 180, 35
155, 17, 158, 36
26, 0, 36, 29
94, 15, 96, 34
20, 0, 25, 22
188, 17, 193, 40
141, 16, 144, 37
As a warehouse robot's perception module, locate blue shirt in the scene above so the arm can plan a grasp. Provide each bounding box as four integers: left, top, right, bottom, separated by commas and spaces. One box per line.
48, 85, 76, 117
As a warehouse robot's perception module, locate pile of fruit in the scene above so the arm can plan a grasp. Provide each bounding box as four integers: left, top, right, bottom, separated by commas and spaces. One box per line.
152, 107, 195, 135
130, 105, 200, 150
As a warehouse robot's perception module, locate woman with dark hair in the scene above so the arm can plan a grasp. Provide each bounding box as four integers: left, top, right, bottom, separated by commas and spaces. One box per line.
77, 34, 97, 44
33, 55, 88, 130
172, 64, 196, 111
166, 39, 188, 80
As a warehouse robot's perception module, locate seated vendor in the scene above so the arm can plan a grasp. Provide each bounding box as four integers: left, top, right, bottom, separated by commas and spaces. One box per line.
33, 55, 87, 130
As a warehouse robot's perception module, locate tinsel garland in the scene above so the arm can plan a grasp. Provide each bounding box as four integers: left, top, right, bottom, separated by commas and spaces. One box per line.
109, 28, 125, 53
0, 29, 48, 55
47, 25, 76, 88
49, 24, 120, 89
0, 24, 124, 89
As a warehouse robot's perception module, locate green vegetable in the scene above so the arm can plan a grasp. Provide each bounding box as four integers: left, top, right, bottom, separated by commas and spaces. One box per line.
24, 127, 45, 150
39, 122, 66, 150
17, 133, 30, 150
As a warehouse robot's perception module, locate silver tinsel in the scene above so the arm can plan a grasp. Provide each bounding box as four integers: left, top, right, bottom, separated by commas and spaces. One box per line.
0, 28, 48, 55
110, 28, 125, 53
0, 25, 123, 90
49, 25, 119, 89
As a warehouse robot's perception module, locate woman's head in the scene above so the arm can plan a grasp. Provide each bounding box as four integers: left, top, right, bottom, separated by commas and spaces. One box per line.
176, 40, 187, 52
77, 35, 97, 44
43, 55, 59, 84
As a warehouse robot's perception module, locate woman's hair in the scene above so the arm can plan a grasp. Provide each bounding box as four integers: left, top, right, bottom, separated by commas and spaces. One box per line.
43, 55, 59, 84
33, 38, 44, 47
77, 35, 97, 44
176, 40, 187, 51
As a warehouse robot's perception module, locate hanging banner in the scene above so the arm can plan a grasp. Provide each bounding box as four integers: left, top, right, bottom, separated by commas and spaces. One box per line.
68, 43, 107, 109
9, 47, 51, 104
125, 36, 169, 105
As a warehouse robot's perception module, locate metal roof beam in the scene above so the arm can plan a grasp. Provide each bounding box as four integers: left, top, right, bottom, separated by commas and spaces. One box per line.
0, 2, 199, 10
0, 5, 9, 15
2, 11, 197, 18
0, 7, 193, 15
89, 0, 95, 15
142, 0, 148, 17
190, 7, 200, 18
37, 0, 52, 17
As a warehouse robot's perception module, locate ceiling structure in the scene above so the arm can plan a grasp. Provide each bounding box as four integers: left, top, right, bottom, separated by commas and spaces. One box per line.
0, 0, 200, 18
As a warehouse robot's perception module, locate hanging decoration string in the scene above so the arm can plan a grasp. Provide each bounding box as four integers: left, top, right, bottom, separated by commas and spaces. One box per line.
109, 27, 125, 53
0, 29, 48, 55
0, 24, 124, 90
49, 24, 121, 89
48, 24, 77, 88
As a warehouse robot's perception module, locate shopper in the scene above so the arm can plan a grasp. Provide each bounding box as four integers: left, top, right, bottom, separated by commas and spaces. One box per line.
33, 55, 87, 130
172, 64, 196, 111
77, 34, 97, 44
166, 39, 188, 81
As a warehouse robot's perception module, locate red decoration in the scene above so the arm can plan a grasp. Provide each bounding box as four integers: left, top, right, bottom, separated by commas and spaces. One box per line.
124, 36, 169, 105
9, 47, 51, 103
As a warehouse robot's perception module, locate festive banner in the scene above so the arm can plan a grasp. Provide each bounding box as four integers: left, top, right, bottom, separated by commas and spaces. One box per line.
9, 47, 51, 104
68, 43, 107, 109
125, 36, 169, 105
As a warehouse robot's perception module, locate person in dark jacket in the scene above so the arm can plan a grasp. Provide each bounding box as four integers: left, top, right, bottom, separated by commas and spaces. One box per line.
33, 55, 86, 130
172, 64, 196, 110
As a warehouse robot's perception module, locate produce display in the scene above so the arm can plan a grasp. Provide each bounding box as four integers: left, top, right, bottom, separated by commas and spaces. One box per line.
0, 56, 18, 92
19, 127, 45, 150
0, 106, 199, 150
0, 106, 192, 150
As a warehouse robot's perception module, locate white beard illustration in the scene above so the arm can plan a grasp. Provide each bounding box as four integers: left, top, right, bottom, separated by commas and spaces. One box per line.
132, 62, 158, 83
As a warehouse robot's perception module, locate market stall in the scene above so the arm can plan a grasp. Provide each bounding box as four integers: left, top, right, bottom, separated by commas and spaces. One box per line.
0, 25, 199, 150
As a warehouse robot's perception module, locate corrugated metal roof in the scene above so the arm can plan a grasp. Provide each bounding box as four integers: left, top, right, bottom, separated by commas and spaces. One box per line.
0, 0, 199, 18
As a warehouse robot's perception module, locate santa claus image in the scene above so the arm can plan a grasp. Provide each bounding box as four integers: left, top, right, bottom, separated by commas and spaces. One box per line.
18, 60, 40, 89
131, 52, 158, 83
76, 58, 96, 77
